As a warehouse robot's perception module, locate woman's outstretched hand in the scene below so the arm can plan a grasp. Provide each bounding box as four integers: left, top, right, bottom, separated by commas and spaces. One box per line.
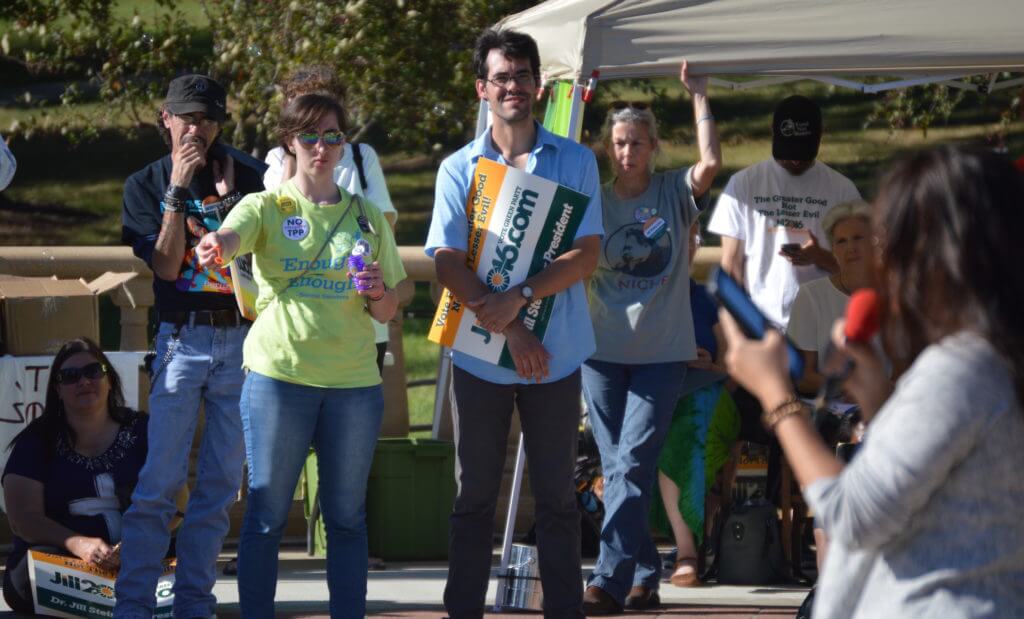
680, 59, 708, 97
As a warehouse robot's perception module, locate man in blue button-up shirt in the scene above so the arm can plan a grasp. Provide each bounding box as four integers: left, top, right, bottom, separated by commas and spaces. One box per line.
425, 28, 603, 619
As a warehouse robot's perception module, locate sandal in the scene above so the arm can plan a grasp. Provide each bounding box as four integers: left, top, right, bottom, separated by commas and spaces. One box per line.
670, 557, 701, 587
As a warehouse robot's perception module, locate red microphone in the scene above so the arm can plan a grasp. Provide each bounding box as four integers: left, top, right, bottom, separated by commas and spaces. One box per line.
844, 289, 880, 343
814, 288, 880, 411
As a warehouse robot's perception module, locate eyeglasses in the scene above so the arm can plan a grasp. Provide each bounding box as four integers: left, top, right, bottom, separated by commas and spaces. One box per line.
296, 131, 345, 147
485, 71, 536, 89
610, 100, 650, 111
174, 113, 218, 129
56, 362, 108, 385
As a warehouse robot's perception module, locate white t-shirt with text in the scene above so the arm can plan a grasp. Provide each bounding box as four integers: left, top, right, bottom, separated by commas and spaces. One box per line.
708, 159, 860, 327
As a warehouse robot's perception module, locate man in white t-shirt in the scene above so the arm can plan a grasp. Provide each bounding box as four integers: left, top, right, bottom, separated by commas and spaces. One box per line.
708, 95, 861, 327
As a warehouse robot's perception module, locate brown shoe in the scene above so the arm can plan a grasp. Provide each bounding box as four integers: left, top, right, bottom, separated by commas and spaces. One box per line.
624, 585, 661, 610
582, 585, 623, 615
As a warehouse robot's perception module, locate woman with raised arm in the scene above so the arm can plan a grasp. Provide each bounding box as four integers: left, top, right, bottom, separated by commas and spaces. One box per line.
581, 61, 722, 614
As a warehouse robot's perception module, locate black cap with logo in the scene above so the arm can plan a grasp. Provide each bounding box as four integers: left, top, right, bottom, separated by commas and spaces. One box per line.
772, 95, 822, 162
164, 74, 228, 123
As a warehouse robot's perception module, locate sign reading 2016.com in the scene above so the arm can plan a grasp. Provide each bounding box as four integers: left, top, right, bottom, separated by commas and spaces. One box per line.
29, 550, 175, 618
429, 158, 590, 369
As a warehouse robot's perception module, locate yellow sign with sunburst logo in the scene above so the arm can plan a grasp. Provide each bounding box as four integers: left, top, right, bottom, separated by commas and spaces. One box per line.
28, 550, 176, 618
429, 158, 591, 369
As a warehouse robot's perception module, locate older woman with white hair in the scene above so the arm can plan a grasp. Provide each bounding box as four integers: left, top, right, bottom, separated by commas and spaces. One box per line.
788, 200, 873, 394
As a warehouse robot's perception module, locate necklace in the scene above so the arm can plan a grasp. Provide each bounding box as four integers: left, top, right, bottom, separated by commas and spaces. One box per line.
834, 273, 851, 295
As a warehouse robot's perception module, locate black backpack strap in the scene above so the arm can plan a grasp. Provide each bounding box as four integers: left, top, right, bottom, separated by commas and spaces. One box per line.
352, 142, 368, 192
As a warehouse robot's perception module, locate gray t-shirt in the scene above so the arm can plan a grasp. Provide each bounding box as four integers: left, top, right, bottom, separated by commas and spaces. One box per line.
588, 168, 709, 364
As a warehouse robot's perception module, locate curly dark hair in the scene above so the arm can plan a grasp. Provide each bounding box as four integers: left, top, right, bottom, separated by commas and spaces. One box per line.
7, 338, 131, 456
280, 65, 347, 102
874, 144, 1024, 404
473, 29, 540, 83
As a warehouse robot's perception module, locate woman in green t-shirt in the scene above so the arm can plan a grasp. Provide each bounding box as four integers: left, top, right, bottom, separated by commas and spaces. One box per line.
197, 93, 406, 618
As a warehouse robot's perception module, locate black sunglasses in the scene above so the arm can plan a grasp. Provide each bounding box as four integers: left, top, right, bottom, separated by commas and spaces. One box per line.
56, 362, 108, 385
610, 100, 650, 111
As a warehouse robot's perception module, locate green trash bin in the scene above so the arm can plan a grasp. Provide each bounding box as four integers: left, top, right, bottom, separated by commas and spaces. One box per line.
304, 438, 456, 560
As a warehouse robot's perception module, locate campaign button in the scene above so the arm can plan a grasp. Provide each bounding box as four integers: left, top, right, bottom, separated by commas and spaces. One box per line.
282, 216, 310, 240
276, 195, 297, 214
643, 216, 667, 240
634, 206, 653, 223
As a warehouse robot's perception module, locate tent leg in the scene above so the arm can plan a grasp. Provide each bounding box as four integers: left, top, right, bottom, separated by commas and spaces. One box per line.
493, 432, 527, 611
566, 84, 584, 142
430, 346, 452, 439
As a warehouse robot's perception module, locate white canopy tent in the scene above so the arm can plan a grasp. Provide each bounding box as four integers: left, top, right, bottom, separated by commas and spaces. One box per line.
496, 0, 1024, 94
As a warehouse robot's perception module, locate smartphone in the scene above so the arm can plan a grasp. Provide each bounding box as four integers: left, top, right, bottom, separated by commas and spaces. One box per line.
706, 267, 805, 380
781, 242, 801, 255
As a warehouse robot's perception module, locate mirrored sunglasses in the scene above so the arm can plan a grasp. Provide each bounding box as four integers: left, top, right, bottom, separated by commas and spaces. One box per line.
56, 362, 108, 385
297, 131, 345, 147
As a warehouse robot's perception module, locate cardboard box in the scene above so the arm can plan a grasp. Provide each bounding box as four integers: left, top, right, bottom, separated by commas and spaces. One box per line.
0, 272, 137, 355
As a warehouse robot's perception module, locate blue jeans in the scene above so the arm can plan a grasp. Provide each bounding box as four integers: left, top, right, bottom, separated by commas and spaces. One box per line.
115, 322, 247, 619
237, 372, 383, 619
581, 359, 687, 604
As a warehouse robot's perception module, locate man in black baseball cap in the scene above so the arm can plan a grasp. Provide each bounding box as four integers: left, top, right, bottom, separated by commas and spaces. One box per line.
708, 93, 861, 326
163, 74, 229, 123
771, 95, 823, 176
115, 73, 264, 619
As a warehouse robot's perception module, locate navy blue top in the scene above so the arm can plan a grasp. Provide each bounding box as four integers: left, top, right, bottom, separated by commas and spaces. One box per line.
2, 412, 148, 571
121, 143, 265, 312
690, 278, 719, 360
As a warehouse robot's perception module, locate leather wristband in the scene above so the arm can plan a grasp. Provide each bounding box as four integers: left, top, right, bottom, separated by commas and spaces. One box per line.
163, 195, 187, 213
761, 396, 809, 431
166, 184, 190, 201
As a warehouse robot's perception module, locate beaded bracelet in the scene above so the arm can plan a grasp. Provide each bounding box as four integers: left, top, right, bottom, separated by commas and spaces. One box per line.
696, 114, 715, 125
761, 396, 809, 431
162, 194, 187, 213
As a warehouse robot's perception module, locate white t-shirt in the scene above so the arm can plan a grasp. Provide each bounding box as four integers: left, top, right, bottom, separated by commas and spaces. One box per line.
789, 276, 849, 371
264, 142, 397, 344
708, 159, 860, 327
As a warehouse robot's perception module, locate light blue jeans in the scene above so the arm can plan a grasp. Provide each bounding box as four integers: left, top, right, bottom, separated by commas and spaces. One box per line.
237, 372, 383, 619
581, 359, 687, 604
115, 322, 247, 619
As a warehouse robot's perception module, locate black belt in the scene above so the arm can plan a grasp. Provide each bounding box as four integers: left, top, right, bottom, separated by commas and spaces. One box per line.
158, 309, 250, 328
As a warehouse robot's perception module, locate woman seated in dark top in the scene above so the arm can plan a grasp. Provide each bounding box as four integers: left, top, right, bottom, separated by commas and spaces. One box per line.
2, 338, 149, 614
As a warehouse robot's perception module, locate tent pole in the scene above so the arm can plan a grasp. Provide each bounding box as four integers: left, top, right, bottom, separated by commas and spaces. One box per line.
493, 433, 527, 611
566, 83, 584, 142
432, 99, 494, 440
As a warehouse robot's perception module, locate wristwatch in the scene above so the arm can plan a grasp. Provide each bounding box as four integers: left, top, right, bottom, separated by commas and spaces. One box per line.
519, 284, 534, 305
